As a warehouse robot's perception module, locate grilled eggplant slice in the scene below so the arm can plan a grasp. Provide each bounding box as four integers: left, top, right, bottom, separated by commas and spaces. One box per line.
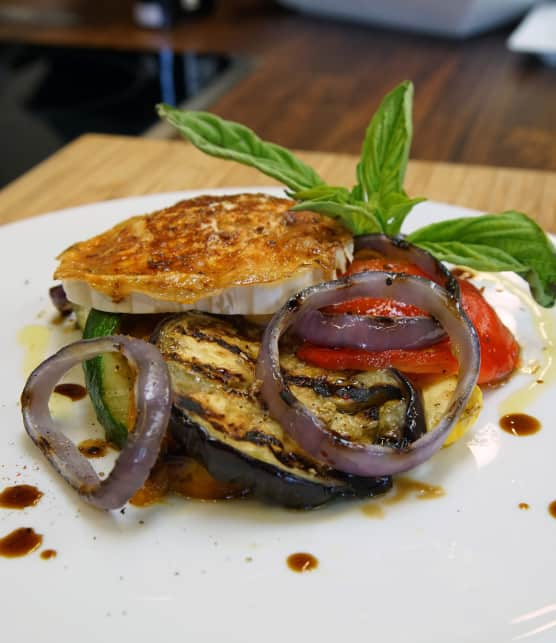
154, 312, 425, 509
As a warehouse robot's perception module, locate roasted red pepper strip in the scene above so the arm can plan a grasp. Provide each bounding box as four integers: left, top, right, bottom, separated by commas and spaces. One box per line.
326, 296, 426, 318
298, 259, 520, 385
297, 341, 458, 376
329, 258, 431, 317
458, 278, 520, 385
346, 258, 429, 279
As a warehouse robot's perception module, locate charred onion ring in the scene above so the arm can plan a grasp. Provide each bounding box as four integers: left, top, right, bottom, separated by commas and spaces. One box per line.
292, 310, 445, 351
21, 336, 171, 510
293, 234, 459, 351
49, 284, 72, 316
256, 272, 480, 477
353, 234, 460, 298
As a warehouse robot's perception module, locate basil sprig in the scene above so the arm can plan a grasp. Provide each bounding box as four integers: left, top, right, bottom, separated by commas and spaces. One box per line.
158, 82, 556, 307
408, 211, 556, 307
352, 81, 425, 235
157, 83, 421, 236
157, 105, 323, 192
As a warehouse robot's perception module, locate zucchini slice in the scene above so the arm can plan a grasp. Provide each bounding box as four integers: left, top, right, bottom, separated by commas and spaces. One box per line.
83, 309, 134, 447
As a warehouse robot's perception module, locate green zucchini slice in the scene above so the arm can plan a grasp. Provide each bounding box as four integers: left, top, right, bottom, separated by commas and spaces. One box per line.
83, 309, 134, 447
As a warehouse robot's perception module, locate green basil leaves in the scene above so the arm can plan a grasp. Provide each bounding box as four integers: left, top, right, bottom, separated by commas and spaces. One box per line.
408, 211, 556, 307
157, 105, 324, 192
357, 81, 413, 197
157, 83, 422, 237
294, 81, 422, 235
157, 83, 556, 308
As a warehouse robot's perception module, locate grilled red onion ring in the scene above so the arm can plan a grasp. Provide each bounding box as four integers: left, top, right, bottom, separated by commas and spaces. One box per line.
21, 336, 171, 510
257, 272, 480, 477
49, 284, 72, 316
293, 235, 458, 351
292, 310, 445, 351
354, 234, 460, 298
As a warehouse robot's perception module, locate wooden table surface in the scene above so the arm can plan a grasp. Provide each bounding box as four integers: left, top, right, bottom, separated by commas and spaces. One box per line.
1, 1, 555, 172
1, 134, 555, 232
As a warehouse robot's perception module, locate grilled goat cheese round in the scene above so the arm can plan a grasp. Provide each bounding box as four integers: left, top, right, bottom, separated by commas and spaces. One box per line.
55, 193, 354, 314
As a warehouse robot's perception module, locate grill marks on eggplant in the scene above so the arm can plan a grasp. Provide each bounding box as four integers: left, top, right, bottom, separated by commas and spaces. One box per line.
154, 312, 425, 507
162, 313, 258, 392
284, 373, 402, 405
279, 353, 422, 448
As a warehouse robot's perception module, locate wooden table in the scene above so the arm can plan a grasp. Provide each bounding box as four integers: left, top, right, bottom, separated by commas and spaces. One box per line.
0, 134, 555, 233
1, 1, 556, 172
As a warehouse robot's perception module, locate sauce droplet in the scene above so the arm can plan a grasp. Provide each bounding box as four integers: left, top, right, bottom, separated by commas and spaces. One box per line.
0, 527, 43, 557
78, 439, 109, 459
361, 503, 385, 519
40, 549, 57, 560
499, 413, 541, 437
50, 314, 66, 326
384, 477, 445, 504
130, 458, 249, 506
53, 383, 87, 401
548, 501, 556, 519
0, 484, 43, 509
287, 552, 318, 573
518, 502, 530, 510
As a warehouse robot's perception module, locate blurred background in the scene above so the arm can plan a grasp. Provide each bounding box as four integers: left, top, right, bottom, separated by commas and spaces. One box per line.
0, 0, 554, 187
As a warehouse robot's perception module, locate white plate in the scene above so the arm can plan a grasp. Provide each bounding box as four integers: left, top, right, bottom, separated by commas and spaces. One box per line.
1, 188, 555, 643
507, 3, 556, 65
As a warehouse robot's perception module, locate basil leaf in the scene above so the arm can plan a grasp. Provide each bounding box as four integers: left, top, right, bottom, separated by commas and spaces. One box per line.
291, 200, 382, 236
356, 81, 414, 201
350, 184, 364, 201
292, 185, 351, 203
408, 211, 556, 307
408, 241, 526, 272
381, 191, 426, 235
157, 104, 324, 192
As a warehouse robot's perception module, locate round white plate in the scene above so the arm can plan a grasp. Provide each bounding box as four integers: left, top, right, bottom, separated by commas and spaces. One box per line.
1, 188, 555, 643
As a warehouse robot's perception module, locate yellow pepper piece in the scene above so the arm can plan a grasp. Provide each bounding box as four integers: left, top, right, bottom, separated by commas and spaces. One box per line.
419, 376, 483, 447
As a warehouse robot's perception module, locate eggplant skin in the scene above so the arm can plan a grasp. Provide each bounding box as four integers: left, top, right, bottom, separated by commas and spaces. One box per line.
155, 312, 401, 509
170, 407, 391, 509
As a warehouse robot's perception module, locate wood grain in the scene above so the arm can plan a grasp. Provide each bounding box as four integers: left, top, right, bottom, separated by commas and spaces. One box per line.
0, 2, 555, 171
0, 134, 555, 232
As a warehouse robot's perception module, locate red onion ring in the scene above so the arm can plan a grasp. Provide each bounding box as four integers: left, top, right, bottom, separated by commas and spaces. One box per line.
256, 272, 480, 477
292, 309, 445, 350
49, 284, 72, 316
21, 336, 171, 510
292, 235, 457, 352
354, 234, 460, 298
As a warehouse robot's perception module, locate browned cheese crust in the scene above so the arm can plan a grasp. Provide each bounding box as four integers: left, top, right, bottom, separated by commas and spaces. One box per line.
54, 193, 352, 304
